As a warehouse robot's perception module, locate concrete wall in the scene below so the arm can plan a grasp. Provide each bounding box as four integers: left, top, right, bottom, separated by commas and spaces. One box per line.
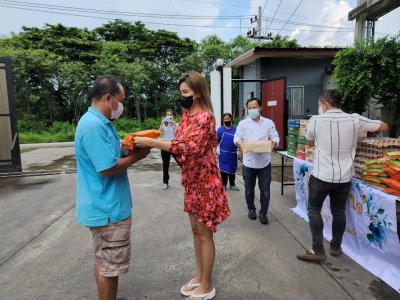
259, 57, 334, 117
239, 62, 258, 113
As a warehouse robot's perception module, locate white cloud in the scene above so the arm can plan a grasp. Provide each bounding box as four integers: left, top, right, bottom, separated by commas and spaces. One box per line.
0, 0, 399, 44
247, 0, 400, 47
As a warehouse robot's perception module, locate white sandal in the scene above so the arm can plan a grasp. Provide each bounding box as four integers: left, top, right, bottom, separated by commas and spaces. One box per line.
189, 287, 216, 300
180, 279, 201, 296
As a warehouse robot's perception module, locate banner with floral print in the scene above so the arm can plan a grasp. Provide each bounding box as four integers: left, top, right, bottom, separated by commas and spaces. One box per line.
292, 158, 400, 293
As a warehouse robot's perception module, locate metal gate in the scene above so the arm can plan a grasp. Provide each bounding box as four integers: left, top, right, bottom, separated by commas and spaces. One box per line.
0, 57, 21, 173
261, 77, 287, 150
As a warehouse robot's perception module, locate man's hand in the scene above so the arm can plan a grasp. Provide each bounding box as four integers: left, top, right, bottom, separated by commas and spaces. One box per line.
236, 140, 244, 153
132, 147, 150, 162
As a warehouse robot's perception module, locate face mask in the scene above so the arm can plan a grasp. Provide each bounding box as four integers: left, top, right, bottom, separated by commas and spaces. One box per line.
318, 106, 324, 115
248, 108, 260, 119
224, 121, 232, 127
107, 95, 123, 119
165, 116, 173, 122
180, 95, 194, 109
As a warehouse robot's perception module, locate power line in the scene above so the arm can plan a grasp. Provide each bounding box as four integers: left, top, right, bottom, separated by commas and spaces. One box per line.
276, 0, 303, 36
261, 0, 270, 17
0, 1, 396, 38
266, 0, 283, 33
179, 0, 254, 9
0, 0, 251, 19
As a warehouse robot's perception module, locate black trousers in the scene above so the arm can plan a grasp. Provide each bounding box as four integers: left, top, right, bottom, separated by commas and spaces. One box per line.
308, 175, 351, 255
220, 171, 236, 187
161, 150, 171, 184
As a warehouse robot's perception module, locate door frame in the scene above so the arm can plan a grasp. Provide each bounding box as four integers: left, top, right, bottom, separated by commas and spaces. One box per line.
0, 57, 22, 173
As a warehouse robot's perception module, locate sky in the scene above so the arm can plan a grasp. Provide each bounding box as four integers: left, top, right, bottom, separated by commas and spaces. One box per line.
0, 0, 399, 47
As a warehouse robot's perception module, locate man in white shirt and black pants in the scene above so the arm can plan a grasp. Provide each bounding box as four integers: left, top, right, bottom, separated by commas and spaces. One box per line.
234, 98, 280, 225
297, 89, 388, 261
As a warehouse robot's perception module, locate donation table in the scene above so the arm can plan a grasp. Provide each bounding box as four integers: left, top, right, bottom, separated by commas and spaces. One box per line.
292, 157, 400, 293
277, 151, 295, 195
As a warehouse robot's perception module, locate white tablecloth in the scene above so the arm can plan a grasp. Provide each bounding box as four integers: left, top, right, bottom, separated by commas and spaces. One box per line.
292, 158, 400, 293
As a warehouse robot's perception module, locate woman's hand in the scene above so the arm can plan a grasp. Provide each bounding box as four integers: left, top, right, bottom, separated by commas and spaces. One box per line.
134, 136, 154, 148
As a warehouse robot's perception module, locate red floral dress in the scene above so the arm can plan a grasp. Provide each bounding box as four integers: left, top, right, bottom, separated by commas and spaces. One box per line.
170, 110, 231, 232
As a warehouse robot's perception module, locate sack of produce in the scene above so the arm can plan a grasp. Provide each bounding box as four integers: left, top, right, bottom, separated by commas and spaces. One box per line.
121, 129, 161, 153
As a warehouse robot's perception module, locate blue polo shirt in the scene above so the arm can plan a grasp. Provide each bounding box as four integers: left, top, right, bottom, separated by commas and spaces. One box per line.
75, 107, 132, 227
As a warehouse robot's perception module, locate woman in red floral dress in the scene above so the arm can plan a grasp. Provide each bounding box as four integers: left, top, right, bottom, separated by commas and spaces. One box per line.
134, 71, 230, 300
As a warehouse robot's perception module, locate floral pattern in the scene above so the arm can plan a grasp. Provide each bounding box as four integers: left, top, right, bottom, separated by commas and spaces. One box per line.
170, 110, 231, 232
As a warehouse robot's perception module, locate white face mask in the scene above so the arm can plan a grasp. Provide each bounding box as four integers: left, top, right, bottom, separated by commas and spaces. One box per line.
318, 106, 324, 115
248, 108, 260, 119
107, 95, 123, 119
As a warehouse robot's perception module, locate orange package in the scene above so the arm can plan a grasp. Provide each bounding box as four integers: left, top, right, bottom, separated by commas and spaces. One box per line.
383, 167, 398, 177
382, 178, 400, 192
383, 187, 400, 197
121, 130, 161, 151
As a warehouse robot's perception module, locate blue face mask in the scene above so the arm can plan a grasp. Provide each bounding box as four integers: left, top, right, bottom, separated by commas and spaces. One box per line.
248, 108, 260, 119
165, 116, 173, 122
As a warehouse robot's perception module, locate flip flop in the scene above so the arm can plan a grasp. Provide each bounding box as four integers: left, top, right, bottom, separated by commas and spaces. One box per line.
180, 279, 201, 296
189, 287, 216, 300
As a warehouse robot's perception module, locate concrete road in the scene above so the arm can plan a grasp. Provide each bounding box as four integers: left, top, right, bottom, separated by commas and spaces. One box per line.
0, 146, 398, 299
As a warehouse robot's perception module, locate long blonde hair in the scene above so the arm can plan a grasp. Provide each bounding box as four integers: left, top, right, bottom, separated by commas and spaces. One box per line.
179, 71, 215, 117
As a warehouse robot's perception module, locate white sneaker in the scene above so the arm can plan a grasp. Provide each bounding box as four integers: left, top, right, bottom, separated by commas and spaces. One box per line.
163, 183, 169, 190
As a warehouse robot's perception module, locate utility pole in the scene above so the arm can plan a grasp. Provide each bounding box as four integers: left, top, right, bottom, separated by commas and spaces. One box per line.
247, 6, 273, 40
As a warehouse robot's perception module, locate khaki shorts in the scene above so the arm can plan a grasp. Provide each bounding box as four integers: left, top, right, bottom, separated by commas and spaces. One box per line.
90, 217, 132, 277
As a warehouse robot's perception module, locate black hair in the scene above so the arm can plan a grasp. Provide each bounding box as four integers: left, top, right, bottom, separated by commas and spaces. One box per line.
166, 109, 173, 114
223, 112, 233, 119
89, 75, 121, 102
246, 97, 262, 107
319, 89, 341, 108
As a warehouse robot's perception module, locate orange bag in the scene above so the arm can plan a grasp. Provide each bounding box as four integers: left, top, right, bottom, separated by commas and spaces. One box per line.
383, 167, 399, 177
363, 176, 384, 184
383, 187, 400, 197
383, 178, 400, 191
121, 130, 161, 151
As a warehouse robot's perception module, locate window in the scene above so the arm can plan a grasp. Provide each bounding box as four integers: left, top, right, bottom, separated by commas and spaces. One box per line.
286, 86, 304, 116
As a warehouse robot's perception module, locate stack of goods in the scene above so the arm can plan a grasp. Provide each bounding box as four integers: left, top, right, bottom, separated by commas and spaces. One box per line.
296, 119, 308, 161
354, 138, 400, 179
362, 158, 388, 189
305, 145, 315, 164
287, 119, 299, 157
382, 152, 400, 197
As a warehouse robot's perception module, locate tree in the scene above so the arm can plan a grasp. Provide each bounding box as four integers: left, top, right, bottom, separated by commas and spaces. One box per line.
333, 37, 400, 136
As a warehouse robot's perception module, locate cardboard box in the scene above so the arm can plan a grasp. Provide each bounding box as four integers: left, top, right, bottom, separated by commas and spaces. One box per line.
297, 135, 307, 145
297, 143, 305, 152
296, 150, 306, 160
242, 141, 273, 153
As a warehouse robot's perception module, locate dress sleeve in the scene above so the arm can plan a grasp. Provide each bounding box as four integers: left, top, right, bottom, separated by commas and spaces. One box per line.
170, 112, 216, 161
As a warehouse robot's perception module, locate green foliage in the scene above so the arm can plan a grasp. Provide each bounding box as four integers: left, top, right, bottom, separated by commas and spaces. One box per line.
142, 118, 161, 130
333, 36, 400, 136
113, 118, 141, 133
260, 35, 300, 48
1, 20, 301, 142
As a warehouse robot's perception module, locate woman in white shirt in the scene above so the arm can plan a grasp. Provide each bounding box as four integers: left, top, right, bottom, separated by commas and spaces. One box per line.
159, 109, 177, 189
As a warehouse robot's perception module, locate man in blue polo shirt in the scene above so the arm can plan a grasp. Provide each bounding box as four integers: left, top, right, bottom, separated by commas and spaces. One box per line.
75, 75, 150, 300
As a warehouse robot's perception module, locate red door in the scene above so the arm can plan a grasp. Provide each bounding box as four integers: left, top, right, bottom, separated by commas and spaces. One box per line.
261, 78, 286, 150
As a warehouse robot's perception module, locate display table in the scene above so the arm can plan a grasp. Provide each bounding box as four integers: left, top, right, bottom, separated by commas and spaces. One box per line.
276, 151, 296, 195
292, 158, 400, 293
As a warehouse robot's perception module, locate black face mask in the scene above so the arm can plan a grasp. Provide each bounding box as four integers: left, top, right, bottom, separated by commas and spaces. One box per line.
224, 121, 232, 127
180, 95, 194, 109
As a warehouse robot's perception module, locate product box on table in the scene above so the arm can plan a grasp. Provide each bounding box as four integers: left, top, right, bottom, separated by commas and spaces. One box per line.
242, 141, 273, 153
296, 150, 306, 160
297, 143, 306, 152
297, 135, 307, 145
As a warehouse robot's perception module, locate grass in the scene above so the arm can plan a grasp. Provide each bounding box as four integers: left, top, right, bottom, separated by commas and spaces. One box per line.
18, 117, 167, 144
